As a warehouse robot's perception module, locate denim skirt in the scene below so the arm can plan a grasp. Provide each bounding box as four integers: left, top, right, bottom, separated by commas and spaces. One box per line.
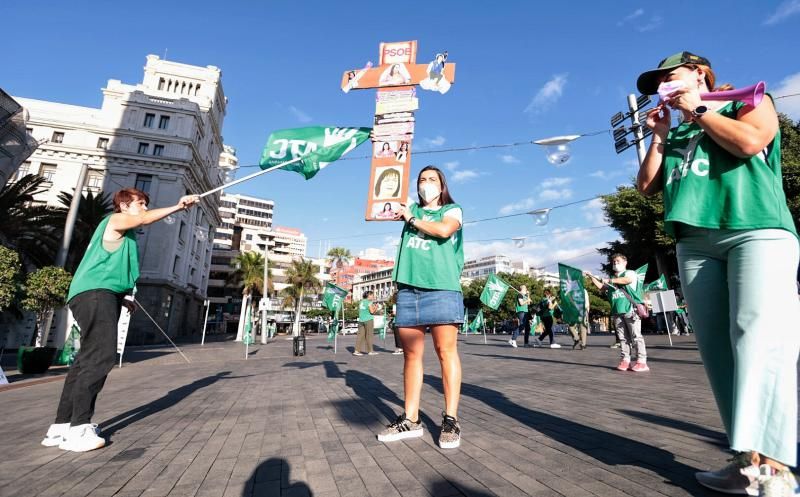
394, 284, 465, 327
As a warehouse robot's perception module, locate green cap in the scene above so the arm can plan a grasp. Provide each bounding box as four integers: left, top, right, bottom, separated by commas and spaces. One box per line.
636, 51, 711, 95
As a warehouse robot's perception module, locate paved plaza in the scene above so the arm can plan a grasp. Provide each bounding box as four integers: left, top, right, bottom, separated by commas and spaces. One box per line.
0, 332, 795, 496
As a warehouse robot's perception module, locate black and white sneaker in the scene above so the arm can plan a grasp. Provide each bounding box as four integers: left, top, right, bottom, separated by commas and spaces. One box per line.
377, 413, 423, 442
439, 413, 461, 449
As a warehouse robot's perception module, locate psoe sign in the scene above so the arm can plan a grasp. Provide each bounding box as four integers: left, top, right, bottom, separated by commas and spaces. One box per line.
379, 40, 417, 65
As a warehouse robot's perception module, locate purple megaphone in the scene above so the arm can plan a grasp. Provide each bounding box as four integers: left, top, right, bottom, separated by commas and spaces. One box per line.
658, 81, 766, 107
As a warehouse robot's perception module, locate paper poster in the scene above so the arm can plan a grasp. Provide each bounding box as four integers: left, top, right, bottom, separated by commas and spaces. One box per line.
379, 40, 417, 65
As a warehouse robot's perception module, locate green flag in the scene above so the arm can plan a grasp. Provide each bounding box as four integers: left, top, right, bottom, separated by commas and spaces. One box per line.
468, 309, 484, 333
531, 314, 542, 334
55, 323, 81, 366
243, 304, 254, 345
327, 309, 340, 342
322, 282, 348, 312
634, 264, 649, 292
259, 126, 372, 180
558, 263, 587, 324
461, 309, 469, 334
480, 274, 510, 310
644, 274, 668, 292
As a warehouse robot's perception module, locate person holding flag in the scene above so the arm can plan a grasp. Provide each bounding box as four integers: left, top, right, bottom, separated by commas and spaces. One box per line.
509, 285, 532, 348
354, 290, 380, 356
586, 254, 649, 372
534, 289, 560, 348
41, 188, 199, 452
559, 264, 590, 350
377, 166, 464, 450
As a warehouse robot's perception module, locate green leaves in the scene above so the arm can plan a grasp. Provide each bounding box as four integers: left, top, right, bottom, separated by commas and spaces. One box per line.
20, 266, 72, 313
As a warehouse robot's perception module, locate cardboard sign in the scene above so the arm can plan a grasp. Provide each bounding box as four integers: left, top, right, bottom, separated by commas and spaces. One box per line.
379, 40, 417, 65
340, 63, 456, 91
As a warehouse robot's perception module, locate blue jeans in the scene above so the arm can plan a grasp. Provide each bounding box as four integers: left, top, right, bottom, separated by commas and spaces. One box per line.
677, 226, 800, 466
512, 311, 530, 344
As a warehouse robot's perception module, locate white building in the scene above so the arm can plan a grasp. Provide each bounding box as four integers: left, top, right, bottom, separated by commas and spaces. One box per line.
8, 54, 229, 345
352, 268, 394, 304
272, 226, 307, 258
462, 255, 518, 280
530, 268, 560, 288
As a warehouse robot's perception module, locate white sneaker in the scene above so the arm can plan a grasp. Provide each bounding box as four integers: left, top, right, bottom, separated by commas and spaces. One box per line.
41, 423, 70, 447
550, 343, 562, 349
757, 464, 799, 497
508, 339, 518, 348
58, 423, 106, 452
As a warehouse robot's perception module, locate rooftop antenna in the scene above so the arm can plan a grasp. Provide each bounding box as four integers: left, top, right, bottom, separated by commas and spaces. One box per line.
163, 48, 168, 60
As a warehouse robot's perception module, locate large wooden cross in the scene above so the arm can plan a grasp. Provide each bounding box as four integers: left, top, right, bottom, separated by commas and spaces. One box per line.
340, 40, 456, 221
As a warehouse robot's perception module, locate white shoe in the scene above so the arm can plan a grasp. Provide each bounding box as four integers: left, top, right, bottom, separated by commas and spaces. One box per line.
550, 343, 561, 349
757, 464, 799, 497
508, 339, 518, 348
59, 423, 106, 452
41, 423, 70, 447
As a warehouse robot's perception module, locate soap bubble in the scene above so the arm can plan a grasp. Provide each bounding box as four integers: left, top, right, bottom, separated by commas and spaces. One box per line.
545, 144, 571, 166
163, 215, 176, 225
513, 237, 525, 248
529, 209, 550, 226
195, 228, 208, 241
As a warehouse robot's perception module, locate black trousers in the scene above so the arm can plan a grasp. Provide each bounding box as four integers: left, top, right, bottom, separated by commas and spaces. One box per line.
538, 316, 555, 344
55, 290, 123, 425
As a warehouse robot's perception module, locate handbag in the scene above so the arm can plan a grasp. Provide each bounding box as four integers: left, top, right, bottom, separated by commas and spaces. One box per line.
616, 284, 649, 319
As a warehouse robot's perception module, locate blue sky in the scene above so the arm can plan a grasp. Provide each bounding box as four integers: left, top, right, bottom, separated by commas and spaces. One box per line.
4, 0, 800, 271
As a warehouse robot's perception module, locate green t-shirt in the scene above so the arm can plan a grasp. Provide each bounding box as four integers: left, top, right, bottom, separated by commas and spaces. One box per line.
358, 299, 373, 322
662, 98, 796, 238
67, 216, 140, 302
515, 293, 529, 313
607, 269, 643, 315
537, 297, 553, 318
392, 203, 464, 291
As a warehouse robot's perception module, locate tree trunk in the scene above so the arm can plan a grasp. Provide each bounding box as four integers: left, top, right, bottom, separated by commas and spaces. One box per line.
293, 289, 305, 337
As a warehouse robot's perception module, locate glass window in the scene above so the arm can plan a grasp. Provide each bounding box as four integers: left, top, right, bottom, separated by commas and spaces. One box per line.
158, 115, 170, 129
153, 144, 164, 156
87, 172, 103, 189
143, 113, 155, 128
15, 162, 31, 181
39, 164, 57, 182
97, 137, 109, 149
137, 142, 149, 154
134, 174, 152, 194
51, 132, 64, 143
158, 78, 165, 90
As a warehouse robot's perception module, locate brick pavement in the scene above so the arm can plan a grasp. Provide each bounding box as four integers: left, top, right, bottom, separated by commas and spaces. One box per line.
0, 332, 793, 496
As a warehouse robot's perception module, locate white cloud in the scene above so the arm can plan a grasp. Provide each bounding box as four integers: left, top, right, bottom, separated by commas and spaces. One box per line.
589, 169, 626, 181
288, 105, 312, 123
500, 154, 520, 164
443, 161, 460, 171
764, 0, 800, 25
540, 177, 572, 189
499, 197, 536, 215
424, 135, 446, 147
452, 169, 480, 183
538, 188, 572, 202
617, 8, 644, 26
636, 15, 663, 32
524, 74, 568, 114
582, 198, 607, 225
552, 227, 608, 244
774, 72, 800, 120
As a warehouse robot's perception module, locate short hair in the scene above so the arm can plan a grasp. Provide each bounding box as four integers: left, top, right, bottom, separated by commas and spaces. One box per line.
543, 288, 552, 295
610, 253, 627, 262
374, 168, 401, 197
363, 291, 374, 299
113, 188, 150, 213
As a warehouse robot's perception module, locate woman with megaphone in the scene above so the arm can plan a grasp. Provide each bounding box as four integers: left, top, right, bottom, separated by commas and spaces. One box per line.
636, 52, 799, 496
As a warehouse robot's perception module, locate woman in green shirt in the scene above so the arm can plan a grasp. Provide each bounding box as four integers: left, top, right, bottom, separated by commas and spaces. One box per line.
637, 52, 799, 494
377, 166, 464, 449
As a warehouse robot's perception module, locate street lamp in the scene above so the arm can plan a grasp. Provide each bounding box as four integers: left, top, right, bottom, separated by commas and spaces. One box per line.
609, 94, 653, 163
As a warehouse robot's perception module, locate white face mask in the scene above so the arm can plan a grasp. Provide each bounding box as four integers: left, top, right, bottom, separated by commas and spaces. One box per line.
419, 183, 441, 203
613, 264, 625, 274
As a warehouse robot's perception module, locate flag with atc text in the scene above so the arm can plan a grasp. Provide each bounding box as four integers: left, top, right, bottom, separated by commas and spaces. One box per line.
259, 127, 372, 180
644, 274, 668, 293
558, 263, 587, 324
634, 264, 649, 293
322, 282, 348, 312
480, 274, 510, 310
468, 309, 485, 333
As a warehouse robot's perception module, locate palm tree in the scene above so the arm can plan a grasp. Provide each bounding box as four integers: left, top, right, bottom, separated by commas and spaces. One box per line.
52, 190, 113, 272
326, 246, 352, 287
285, 259, 321, 336
228, 251, 264, 340
0, 174, 60, 267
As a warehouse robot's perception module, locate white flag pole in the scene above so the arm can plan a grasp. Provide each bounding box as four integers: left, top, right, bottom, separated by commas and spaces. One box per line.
199, 156, 304, 199
133, 298, 191, 364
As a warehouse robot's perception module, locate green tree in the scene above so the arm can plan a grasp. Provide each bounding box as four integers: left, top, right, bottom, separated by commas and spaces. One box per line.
21, 266, 72, 346
326, 247, 353, 269
284, 259, 321, 336
0, 174, 60, 267
228, 252, 265, 298
0, 246, 21, 311
52, 190, 113, 273
461, 273, 543, 330
779, 113, 800, 231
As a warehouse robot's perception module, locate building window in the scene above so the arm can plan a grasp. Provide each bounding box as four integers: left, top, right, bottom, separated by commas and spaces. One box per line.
158, 115, 170, 129
134, 174, 152, 194
26, 127, 33, 135
51, 132, 64, 143
179, 221, 187, 244
137, 142, 149, 154
87, 172, 103, 189
173, 256, 180, 274
153, 144, 164, 156
39, 164, 57, 183
97, 137, 109, 149
143, 113, 155, 128
245, 234, 252, 240
158, 78, 165, 91
14, 162, 31, 181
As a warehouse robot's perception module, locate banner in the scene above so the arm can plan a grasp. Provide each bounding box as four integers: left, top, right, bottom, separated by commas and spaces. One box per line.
558, 263, 587, 324
634, 264, 649, 293
480, 274, 510, 310
468, 309, 484, 333
322, 282, 348, 312
644, 274, 668, 293
259, 127, 371, 180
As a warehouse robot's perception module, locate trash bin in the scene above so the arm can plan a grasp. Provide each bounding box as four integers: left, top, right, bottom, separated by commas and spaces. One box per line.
293, 334, 306, 356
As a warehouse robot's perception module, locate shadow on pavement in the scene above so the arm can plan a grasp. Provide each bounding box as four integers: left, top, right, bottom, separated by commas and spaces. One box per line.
466, 352, 613, 371
619, 409, 727, 447
99, 371, 233, 437
242, 457, 313, 496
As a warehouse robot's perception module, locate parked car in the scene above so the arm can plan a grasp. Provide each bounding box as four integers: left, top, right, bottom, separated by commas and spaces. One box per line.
342, 323, 359, 335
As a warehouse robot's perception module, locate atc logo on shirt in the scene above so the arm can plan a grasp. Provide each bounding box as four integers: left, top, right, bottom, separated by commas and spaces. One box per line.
666, 131, 708, 185
405, 213, 435, 251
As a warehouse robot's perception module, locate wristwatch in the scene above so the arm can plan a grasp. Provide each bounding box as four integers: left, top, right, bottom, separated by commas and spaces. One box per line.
408, 217, 417, 227
691, 105, 708, 119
